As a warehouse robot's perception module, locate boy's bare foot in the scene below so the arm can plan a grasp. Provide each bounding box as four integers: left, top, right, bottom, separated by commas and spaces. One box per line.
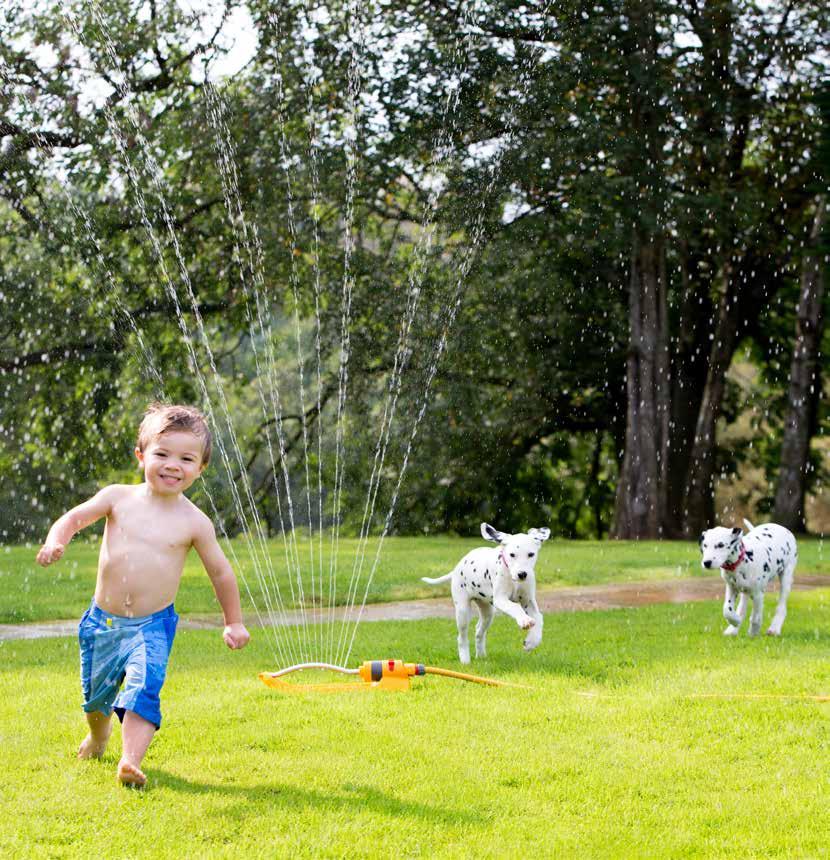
117, 759, 147, 788
77, 730, 111, 760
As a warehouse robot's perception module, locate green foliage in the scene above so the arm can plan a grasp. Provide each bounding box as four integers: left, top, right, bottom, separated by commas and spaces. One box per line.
1, 0, 829, 541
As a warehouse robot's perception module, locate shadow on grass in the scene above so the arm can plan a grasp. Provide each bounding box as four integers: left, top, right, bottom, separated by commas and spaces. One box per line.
150, 769, 480, 827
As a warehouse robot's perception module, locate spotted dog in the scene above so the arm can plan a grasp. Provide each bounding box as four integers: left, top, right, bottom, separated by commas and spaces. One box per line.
699, 519, 797, 637
421, 523, 550, 664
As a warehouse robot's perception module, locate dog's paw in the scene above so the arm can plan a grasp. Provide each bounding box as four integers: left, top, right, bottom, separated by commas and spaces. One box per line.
766, 627, 781, 637
723, 625, 739, 636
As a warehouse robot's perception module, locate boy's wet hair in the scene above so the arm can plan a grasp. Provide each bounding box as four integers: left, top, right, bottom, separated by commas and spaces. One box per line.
137, 403, 212, 465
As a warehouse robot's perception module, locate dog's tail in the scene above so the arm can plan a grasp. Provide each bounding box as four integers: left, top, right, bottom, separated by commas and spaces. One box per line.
743, 518, 755, 532
421, 572, 453, 586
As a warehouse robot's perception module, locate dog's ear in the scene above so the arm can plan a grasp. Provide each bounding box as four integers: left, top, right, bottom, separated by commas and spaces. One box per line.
528, 527, 550, 544
699, 532, 705, 547
481, 523, 505, 543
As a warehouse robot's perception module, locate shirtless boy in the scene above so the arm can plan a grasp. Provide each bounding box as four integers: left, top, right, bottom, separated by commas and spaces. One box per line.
36, 403, 250, 787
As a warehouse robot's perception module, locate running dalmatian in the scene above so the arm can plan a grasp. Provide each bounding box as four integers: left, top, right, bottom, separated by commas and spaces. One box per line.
699, 519, 797, 637
421, 523, 550, 663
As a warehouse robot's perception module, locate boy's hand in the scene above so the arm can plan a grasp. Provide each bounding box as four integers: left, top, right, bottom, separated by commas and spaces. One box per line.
223, 623, 250, 650
36, 543, 65, 566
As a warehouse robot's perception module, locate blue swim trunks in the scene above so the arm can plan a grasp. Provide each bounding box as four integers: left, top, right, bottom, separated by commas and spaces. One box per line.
78, 601, 178, 729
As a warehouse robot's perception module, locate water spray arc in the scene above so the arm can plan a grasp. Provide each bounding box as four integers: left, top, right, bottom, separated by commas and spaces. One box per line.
29, 0, 556, 680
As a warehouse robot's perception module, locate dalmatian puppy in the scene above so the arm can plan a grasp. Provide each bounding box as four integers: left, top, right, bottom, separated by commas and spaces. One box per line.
699, 519, 797, 637
421, 523, 550, 663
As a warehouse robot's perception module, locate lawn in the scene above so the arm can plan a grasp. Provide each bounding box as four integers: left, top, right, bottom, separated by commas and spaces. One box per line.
1, 592, 829, 857
2, 535, 829, 624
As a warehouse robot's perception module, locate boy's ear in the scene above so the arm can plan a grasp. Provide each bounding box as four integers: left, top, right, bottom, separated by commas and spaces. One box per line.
134, 446, 145, 467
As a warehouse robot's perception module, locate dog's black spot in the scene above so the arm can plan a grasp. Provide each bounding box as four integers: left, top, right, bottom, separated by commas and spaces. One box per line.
478, 591, 486, 597
746, 550, 754, 561
763, 563, 769, 572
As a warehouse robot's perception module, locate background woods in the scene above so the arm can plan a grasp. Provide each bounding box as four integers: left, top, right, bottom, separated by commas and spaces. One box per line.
1, 0, 828, 542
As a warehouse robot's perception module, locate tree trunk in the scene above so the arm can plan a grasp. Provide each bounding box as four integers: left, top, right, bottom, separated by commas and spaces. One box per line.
612, 1, 671, 539
665, 246, 714, 537
773, 198, 827, 532
612, 230, 670, 538
681, 270, 742, 537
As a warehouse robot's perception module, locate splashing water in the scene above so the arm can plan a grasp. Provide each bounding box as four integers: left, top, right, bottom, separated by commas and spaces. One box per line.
9, 0, 555, 670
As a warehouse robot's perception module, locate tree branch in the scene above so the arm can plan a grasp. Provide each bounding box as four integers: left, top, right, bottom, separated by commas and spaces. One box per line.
749, 0, 797, 88
0, 120, 84, 150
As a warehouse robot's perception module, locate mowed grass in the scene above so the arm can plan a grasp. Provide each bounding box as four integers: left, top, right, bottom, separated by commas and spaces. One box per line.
1, 592, 829, 858
2, 535, 829, 624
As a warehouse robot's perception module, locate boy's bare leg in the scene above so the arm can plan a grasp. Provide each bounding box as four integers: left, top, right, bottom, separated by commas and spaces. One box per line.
117, 710, 155, 787
78, 710, 113, 759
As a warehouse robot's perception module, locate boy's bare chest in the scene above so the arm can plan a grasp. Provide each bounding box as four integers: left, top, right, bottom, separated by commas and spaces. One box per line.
108, 500, 194, 551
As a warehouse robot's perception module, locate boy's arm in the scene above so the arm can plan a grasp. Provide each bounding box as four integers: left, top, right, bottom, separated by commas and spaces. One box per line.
36, 485, 120, 566
192, 515, 250, 650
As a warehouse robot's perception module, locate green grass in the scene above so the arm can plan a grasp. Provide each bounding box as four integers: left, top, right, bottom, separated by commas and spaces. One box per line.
1, 592, 829, 857
2, 535, 829, 624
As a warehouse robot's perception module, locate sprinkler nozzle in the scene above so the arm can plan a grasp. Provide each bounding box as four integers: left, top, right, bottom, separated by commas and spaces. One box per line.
358, 660, 426, 688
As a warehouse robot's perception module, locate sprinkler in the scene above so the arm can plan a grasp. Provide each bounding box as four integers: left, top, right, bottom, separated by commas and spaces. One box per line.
259, 659, 520, 693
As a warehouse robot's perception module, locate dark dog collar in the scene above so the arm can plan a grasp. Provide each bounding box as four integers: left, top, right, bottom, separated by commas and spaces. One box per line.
722, 543, 746, 572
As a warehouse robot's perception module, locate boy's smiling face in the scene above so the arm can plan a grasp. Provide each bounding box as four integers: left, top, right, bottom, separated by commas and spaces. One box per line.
135, 430, 205, 496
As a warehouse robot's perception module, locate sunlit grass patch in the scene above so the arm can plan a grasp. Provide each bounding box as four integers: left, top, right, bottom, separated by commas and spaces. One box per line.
1, 535, 828, 623
1, 592, 829, 857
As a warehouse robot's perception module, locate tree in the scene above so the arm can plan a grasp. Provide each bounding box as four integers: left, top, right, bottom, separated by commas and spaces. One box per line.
2, 0, 828, 543
773, 197, 826, 530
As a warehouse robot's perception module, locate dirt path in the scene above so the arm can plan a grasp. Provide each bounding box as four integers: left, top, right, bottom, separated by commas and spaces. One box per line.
3, 575, 829, 643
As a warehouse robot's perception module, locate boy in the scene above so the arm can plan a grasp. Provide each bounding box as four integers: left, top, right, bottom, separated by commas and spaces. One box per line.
36, 403, 250, 787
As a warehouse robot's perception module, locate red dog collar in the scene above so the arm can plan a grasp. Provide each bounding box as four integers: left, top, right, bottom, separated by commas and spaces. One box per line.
499, 548, 510, 569
722, 543, 746, 572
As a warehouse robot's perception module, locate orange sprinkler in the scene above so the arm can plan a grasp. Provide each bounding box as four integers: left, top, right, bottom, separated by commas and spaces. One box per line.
259, 660, 520, 693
